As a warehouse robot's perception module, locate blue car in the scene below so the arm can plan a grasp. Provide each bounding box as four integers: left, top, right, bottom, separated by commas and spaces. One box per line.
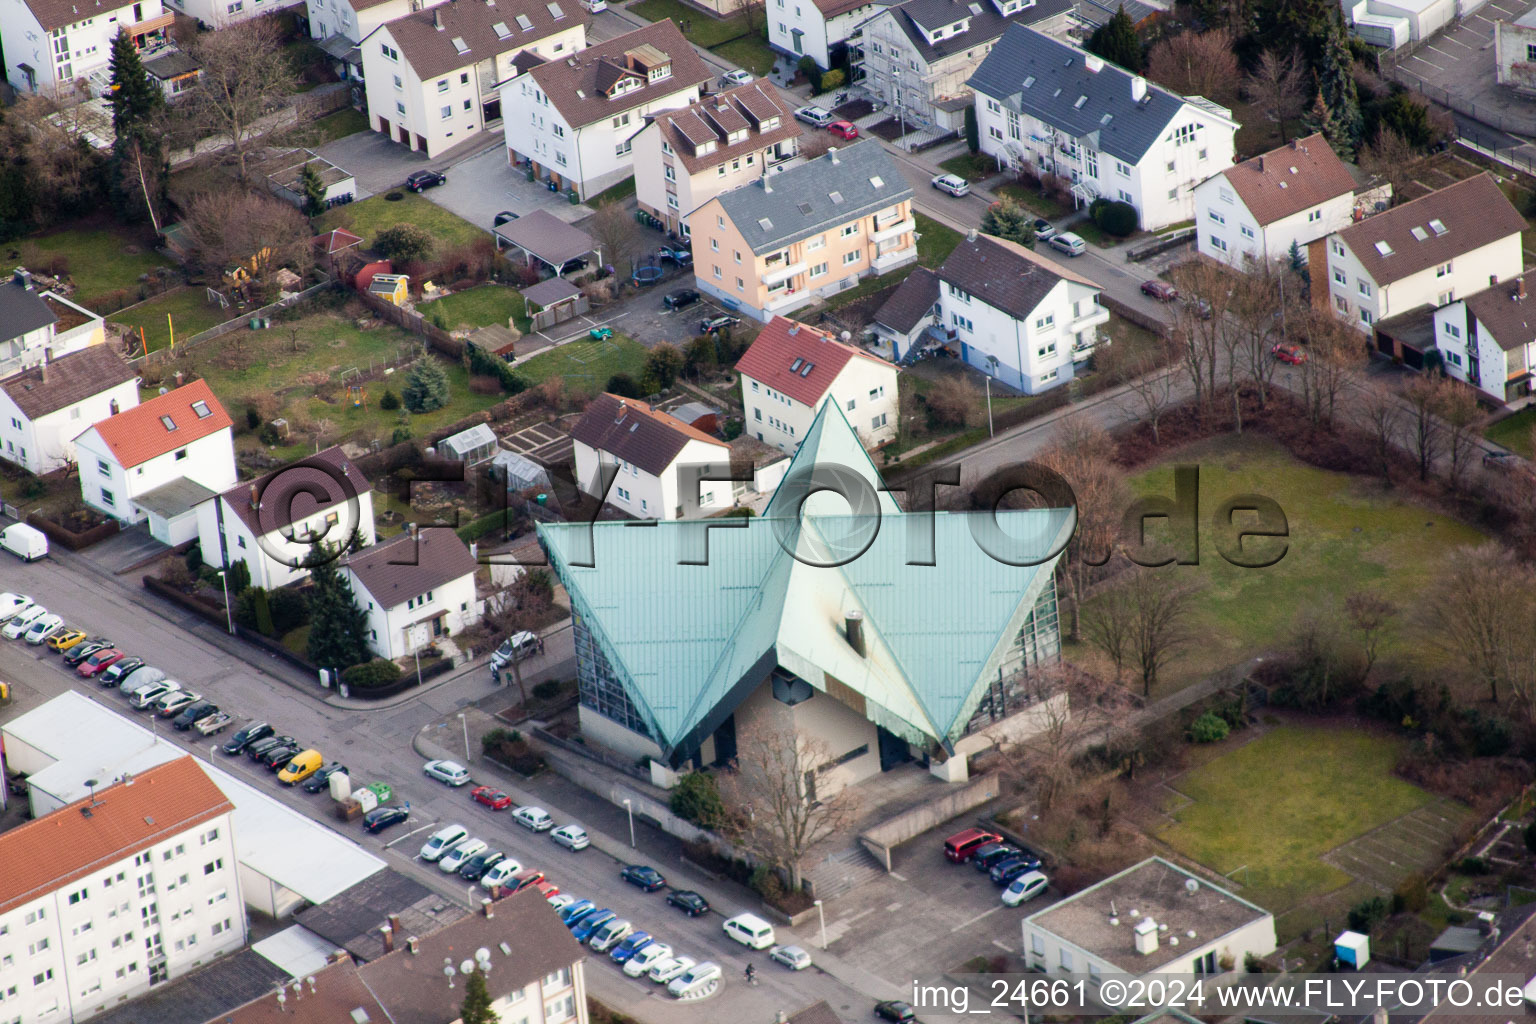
991, 855, 1041, 886
610, 931, 653, 964
571, 910, 615, 943
560, 899, 595, 925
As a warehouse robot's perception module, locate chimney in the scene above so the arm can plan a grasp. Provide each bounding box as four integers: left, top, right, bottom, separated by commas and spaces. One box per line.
380, 925, 395, 954
762, 175, 772, 193
966, 228, 977, 242
1492, 274, 1500, 288
109, 398, 120, 415
434, 7, 443, 27
490, 884, 502, 900
1084, 53, 1103, 73
1134, 917, 1159, 955
406, 937, 420, 955
1258, 155, 1264, 174
1130, 75, 1146, 101
174, 370, 184, 387
776, 1014, 789, 1024
482, 898, 494, 918
13, 268, 32, 290
827, 146, 839, 164
388, 914, 402, 936
845, 609, 865, 657
249, 484, 259, 510
39, 357, 49, 384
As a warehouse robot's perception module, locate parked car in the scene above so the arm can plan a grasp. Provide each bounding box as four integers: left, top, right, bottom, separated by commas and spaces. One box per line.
173, 702, 220, 731
667, 961, 721, 997
47, 628, 88, 652
551, 824, 590, 851
512, 805, 555, 831
943, 828, 1002, 863
649, 955, 696, 985
303, 763, 348, 793
719, 69, 753, 87
658, 245, 693, 267
990, 856, 1039, 886
621, 864, 667, 892
99, 656, 144, 686
1187, 298, 1213, 320
154, 690, 203, 717
63, 639, 110, 666
560, 900, 597, 926
699, 314, 740, 334
194, 712, 234, 736
493, 210, 520, 228
129, 679, 180, 709
875, 1000, 918, 1023
1001, 870, 1050, 906
1141, 280, 1179, 302
663, 288, 701, 310
0, 523, 46, 561
406, 170, 446, 192
116, 664, 164, 692
571, 910, 616, 943
611, 931, 654, 963
490, 630, 540, 669
277, 749, 324, 783
471, 786, 513, 810
77, 647, 125, 677
458, 850, 505, 881
3, 605, 47, 639
440, 839, 488, 873
931, 173, 970, 197
535, 879, 562, 899
0, 593, 35, 621
1271, 342, 1308, 365
589, 918, 634, 953
665, 890, 709, 917
245, 735, 295, 761
769, 945, 812, 970
1048, 232, 1086, 257
362, 805, 410, 834
261, 741, 304, 771
510, 870, 546, 893
972, 843, 1022, 874
23, 614, 65, 645
423, 759, 471, 786
223, 722, 274, 755
420, 824, 470, 862
827, 120, 859, 140
480, 858, 526, 890
547, 893, 576, 912
794, 105, 834, 127
1031, 218, 1056, 240
624, 942, 674, 977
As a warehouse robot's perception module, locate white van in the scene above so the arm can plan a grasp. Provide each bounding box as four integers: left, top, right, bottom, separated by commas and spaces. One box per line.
722, 912, 776, 950
419, 824, 469, 862
0, 523, 47, 562
491, 630, 540, 669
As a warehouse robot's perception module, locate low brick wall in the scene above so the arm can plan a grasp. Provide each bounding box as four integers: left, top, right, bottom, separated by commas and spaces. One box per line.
27, 511, 118, 550
1099, 293, 1171, 338
858, 772, 1001, 871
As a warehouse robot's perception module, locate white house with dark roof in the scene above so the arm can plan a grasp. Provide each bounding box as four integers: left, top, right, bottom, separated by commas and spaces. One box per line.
342, 527, 481, 659
570, 392, 733, 519
162, 0, 296, 30
869, 265, 941, 361
361, 0, 586, 158
932, 230, 1107, 393
196, 445, 377, 591
769, 0, 891, 69
969, 24, 1237, 230
502, 20, 711, 199
304, 0, 412, 74
854, 0, 1075, 133
1431, 268, 1536, 406
0, 0, 171, 93
0, 267, 108, 379
73, 380, 237, 536
736, 316, 900, 450
1318, 172, 1526, 337
0, 346, 138, 475
1193, 134, 1364, 269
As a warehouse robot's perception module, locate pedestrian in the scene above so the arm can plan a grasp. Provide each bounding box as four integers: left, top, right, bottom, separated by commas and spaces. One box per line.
492, 667, 502, 686
536, 637, 545, 655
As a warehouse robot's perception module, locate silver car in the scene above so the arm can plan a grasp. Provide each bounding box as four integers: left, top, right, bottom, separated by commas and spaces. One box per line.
769, 944, 812, 970
931, 173, 970, 197
794, 105, 834, 127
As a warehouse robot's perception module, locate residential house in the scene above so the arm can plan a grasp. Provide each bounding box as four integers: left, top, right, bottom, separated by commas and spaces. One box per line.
1023, 857, 1276, 982
341, 527, 481, 659
1431, 269, 1536, 406
142, 48, 200, 98
930, 230, 1107, 393
0, 267, 108, 378
632, 81, 803, 238
540, 399, 1072, 787
1315, 172, 1525, 336
0, 346, 138, 475
305, 0, 416, 80
361, 0, 586, 159
969, 25, 1238, 231
690, 140, 917, 321
162, 0, 298, 30
854, 0, 1075, 134
73, 380, 237, 538
0, 756, 246, 1024
736, 315, 900, 450
1495, 12, 1536, 96
0, 0, 171, 94
1070, 0, 1163, 35
1193, 134, 1363, 269
569, 392, 734, 519
195, 445, 376, 591
502, 20, 711, 199
768, 0, 891, 71
869, 265, 940, 361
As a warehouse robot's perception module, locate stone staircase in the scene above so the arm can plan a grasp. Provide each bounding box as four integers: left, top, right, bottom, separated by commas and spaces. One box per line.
804, 844, 886, 900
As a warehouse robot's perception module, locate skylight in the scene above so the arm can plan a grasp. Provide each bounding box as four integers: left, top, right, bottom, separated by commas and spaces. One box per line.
516, 13, 533, 29
759, 217, 773, 230
1375, 241, 1394, 256
1099, 113, 1112, 125
548, 1, 565, 16
829, 190, 844, 203
451, 36, 469, 54
799, 362, 814, 377
790, 358, 804, 372
493, 20, 510, 36
1429, 218, 1447, 235
1022, 75, 1035, 88
870, 175, 884, 188
160, 415, 177, 431
1410, 226, 1428, 241
1073, 95, 1087, 109
192, 400, 212, 419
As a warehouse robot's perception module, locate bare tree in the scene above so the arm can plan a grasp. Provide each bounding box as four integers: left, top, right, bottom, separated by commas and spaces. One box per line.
1296, 308, 1360, 429
184, 18, 298, 180
181, 190, 314, 295
926, 375, 977, 428
588, 200, 641, 277
0, 96, 109, 223
991, 665, 1133, 809
481, 567, 554, 710
798, 133, 834, 161
726, 0, 766, 35
1035, 416, 1129, 640
1227, 261, 1295, 420
715, 719, 862, 891
1289, 605, 1351, 708
1400, 375, 1442, 482
1244, 49, 1306, 144
1421, 544, 1536, 707
1434, 378, 1483, 491
1358, 127, 1420, 210
1083, 570, 1201, 697
1168, 258, 1235, 416
1359, 383, 1402, 485
1344, 591, 1395, 682
1146, 29, 1238, 98
1109, 335, 1180, 445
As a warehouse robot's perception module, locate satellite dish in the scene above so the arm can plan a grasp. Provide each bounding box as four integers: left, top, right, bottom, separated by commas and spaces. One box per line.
840, 331, 851, 341
1185, 878, 1199, 894
460, 959, 475, 975
475, 948, 492, 963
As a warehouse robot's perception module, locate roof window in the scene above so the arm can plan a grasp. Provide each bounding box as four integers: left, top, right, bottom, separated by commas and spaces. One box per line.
758, 217, 773, 230
160, 415, 177, 430
493, 20, 511, 37
799, 362, 814, 377
869, 175, 884, 188
1374, 241, 1394, 256
790, 358, 803, 371
516, 13, 533, 29
1428, 218, 1447, 235
829, 190, 844, 203
451, 36, 469, 54
1410, 226, 1428, 241
192, 400, 212, 419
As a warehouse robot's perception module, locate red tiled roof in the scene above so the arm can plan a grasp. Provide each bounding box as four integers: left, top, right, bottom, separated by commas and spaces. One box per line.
1337, 173, 1526, 288
734, 316, 887, 406
88, 380, 232, 468
0, 757, 231, 917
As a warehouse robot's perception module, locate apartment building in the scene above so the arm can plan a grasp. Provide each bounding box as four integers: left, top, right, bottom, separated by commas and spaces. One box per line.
632, 82, 803, 237
0, 0, 170, 94
503, 20, 710, 199
0, 347, 138, 476
854, 0, 1073, 133
0, 757, 245, 1024
1431, 269, 1536, 406
690, 140, 916, 321
305, 0, 413, 77
161, 0, 296, 29
362, 0, 586, 158
969, 25, 1237, 231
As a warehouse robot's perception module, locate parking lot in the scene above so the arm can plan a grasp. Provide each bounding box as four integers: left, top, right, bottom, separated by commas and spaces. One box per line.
1388, 0, 1536, 135
422, 144, 597, 230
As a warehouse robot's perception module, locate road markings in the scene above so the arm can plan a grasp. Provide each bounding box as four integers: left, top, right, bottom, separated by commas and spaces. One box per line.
388, 822, 438, 848
951, 906, 1002, 932
992, 940, 1014, 953
889, 871, 908, 881
1425, 44, 1456, 59
886, 902, 903, 912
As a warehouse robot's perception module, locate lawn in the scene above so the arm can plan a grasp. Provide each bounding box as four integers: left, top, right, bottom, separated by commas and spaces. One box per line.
1485, 406, 1536, 457
111, 287, 236, 352
994, 183, 1069, 220
588, 177, 637, 206
1083, 433, 1488, 695
9, 226, 172, 309
1158, 726, 1465, 918
425, 285, 529, 333
628, 0, 749, 46
315, 193, 485, 252
711, 35, 777, 76
823, 213, 963, 311
515, 334, 649, 391
303, 107, 371, 146
939, 153, 1002, 182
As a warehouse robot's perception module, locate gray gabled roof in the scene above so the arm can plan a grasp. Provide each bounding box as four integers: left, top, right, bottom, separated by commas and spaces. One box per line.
0, 277, 56, 344
876, 0, 1074, 66
968, 24, 1196, 164
715, 140, 914, 254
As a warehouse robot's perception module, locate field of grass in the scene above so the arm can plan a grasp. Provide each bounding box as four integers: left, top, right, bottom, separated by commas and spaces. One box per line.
711, 35, 776, 76
111, 287, 235, 352
9, 227, 172, 309
588, 177, 637, 206
939, 153, 1002, 182
515, 334, 649, 391
1158, 726, 1434, 913
823, 213, 963, 312
628, 0, 749, 45
315, 194, 485, 252
993, 183, 1069, 220
303, 107, 371, 146
425, 285, 529, 332
1083, 432, 1488, 695
1485, 407, 1535, 457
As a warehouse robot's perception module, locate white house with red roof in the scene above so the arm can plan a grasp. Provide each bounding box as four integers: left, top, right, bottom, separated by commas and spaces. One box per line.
736, 316, 899, 452
569, 392, 735, 520
72, 380, 236, 541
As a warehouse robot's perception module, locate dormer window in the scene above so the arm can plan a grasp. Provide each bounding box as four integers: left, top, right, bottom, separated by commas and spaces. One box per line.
648, 64, 671, 82
760, 115, 779, 130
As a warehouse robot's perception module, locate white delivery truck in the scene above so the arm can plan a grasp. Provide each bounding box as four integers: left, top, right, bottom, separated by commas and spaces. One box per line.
0, 523, 48, 562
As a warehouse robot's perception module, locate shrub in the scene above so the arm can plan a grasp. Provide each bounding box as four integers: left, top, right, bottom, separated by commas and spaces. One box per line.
1392, 873, 1428, 914
797, 55, 821, 92
1244, 953, 1267, 973
1092, 199, 1139, 237
401, 360, 450, 412
342, 658, 404, 689
1460, 855, 1492, 874
379, 389, 401, 410
532, 680, 561, 701
374, 223, 434, 263
750, 864, 786, 901
391, 426, 413, 445
184, 545, 203, 573
669, 771, 725, 828
468, 374, 503, 395
606, 372, 642, 398
1189, 710, 1230, 743
245, 407, 261, 430
1347, 896, 1389, 933
467, 343, 529, 394
819, 68, 845, 94
259, 424, 281, 445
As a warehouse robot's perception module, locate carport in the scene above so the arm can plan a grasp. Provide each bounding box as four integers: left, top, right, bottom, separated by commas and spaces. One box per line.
520, 276, 587, 330
1373, 306, 1437, 370
494, 209, 601, 276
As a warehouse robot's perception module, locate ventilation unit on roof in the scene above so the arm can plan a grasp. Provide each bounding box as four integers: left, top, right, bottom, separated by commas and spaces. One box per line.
1429, 218, 1448, 235
1411, 226, 1428, 241
1375, 241, 1394, 256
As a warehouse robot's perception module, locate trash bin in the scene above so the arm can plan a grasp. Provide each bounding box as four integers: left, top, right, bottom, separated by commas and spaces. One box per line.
568, 189, 579, 204
535, 493, 548, 505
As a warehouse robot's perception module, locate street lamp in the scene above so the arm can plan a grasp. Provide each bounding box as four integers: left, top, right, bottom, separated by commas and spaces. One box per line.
814, 898, 827, 949
622, 798, 635, 848
457, 713, 470, 761
216, 570, 234, 634
984, 356, 998, 438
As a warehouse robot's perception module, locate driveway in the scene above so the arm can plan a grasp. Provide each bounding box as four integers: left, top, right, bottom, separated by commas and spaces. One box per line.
423, 144, 596, 230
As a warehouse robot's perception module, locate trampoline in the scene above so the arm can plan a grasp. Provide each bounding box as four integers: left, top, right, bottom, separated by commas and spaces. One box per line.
632, 255, 664, 285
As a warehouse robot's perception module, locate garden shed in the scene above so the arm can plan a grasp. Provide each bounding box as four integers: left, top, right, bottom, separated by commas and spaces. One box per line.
488, 450, 553, 494
439, 423, 498, 465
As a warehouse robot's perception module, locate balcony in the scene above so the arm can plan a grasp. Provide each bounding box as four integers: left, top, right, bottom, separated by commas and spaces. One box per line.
1070, 303, 1110, 331
766, 286, 809, 311
873, 244, 916, 271
763, 261, 807, 287
871, 216, 915, 244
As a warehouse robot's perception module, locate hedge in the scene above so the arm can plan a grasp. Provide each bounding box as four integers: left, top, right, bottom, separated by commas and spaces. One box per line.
342, 658, 404, 689
467, 342, 530, 395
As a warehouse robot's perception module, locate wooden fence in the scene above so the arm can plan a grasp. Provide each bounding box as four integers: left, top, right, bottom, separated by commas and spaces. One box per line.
127, 278, 336, 367
357, 290, 465, 359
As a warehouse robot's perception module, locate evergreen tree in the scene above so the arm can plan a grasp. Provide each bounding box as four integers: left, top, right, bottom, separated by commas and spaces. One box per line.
1288, 239, 1306, 274
401, 359, 450, 412
305, 543, 371, 670
1304, 90, 1354, 161
1316, 32, 1362, 151
108, 31, 163, 155
299, 162, 327, 217
459, 968, 499, 1024
980, 197, 1036, 248
963, 104, 979, 154
1255, 0, 1342, 68
1087, 6, 1143, 73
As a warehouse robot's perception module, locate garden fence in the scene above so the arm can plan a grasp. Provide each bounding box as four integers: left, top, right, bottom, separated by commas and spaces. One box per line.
128, 278, 336, 367
357, 290, 464, 359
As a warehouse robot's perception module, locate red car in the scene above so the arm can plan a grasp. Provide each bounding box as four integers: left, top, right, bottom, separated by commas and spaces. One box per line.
471, 785, 513, 810
1140, 280, 1179, 302
511, 870, 546, 893
827, 120, 859, 140
534, 879, 561, 899
1271, 342, 1308, 365
77, 647, 125, 677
